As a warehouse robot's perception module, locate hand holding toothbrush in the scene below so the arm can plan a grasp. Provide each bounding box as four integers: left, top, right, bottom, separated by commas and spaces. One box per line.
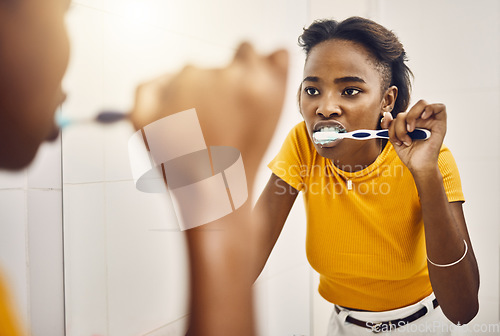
380, 99, 447, 176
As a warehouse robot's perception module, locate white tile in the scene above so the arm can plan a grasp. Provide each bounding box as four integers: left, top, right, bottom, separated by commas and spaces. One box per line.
309, 0, 373, 22
63, 183, 108, 336
105, 181, 189, 336
27, 137, 62, 190
143, 316, 188, 336
0, 190, 29, 327
453, 157, 499, 307
62, 125, 106, 184
62, 5, 107, 184
27, 190, 64, 336
442, 91, 499, 162
0, 169, 26, 190
63, 5, 105, 121
381, 0, 500, 93
104, 123, 136, 182
261, 263, 311, 336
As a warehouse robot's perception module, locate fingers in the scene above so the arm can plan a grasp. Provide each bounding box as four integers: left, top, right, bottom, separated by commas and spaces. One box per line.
233, 42, 259, 64
380, 111, 393, 130
233, 42, 289, 79
266, 48, 289, 80
392, 112, 412, 146
388, 100, 446, 147
405, 99, 428, 133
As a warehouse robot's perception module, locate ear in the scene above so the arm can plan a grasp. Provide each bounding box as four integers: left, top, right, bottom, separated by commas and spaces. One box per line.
380, 85, 398, 117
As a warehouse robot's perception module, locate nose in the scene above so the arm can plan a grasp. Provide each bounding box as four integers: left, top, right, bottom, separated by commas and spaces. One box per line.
316, 94, 341, 118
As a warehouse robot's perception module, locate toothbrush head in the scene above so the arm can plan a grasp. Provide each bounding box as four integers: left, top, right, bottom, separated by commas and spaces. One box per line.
312, 125, 346, 145
55, 114, 72, 129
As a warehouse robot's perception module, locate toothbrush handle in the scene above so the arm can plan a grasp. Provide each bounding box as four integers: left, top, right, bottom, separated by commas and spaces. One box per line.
95, 110, 129, 123
375, 128, 430, 140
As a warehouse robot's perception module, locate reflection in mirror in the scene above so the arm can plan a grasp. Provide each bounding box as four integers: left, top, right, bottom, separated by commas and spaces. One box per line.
57, 1, 498, 336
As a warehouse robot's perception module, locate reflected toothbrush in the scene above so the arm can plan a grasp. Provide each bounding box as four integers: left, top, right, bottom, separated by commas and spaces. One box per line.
56, 110, 129, 129
313, 128, 430, 145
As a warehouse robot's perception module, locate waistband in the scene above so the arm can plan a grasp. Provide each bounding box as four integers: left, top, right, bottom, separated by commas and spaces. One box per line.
335, 293, 439, 333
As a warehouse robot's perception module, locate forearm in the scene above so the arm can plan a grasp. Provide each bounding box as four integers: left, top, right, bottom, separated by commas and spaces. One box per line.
185, 201, 256, 336
413, 166, 479, 324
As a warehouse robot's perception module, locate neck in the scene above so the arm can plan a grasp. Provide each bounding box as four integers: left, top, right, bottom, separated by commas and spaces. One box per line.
329, 139, 384, 172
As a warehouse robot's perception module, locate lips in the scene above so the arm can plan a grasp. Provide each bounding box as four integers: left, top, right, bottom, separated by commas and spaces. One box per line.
46, 124, 61, 141
312, 120, 347, 147
46, 91, 67, 141
313, 120, 346, 133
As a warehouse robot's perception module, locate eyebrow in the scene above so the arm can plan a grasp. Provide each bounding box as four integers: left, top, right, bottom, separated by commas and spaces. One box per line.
302, 76, 366, 84
334, 76, 366, 84
302, 76, 320, 83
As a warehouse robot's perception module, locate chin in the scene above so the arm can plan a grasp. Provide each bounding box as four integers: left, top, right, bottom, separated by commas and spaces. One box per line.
314, 144, 340, 159
0, 138, 41, 170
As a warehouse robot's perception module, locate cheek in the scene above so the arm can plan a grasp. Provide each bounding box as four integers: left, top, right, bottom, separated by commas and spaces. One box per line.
299, 94, 315, 117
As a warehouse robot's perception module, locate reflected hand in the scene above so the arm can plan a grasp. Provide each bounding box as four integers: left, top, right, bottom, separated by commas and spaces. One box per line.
130, 42, 289, 185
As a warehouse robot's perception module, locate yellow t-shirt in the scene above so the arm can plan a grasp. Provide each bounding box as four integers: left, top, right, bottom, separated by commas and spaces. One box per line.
268, 122, 464, 311
0, 272, 22, 336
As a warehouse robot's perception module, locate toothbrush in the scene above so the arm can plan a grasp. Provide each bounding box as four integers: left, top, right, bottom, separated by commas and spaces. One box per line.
57, 110, 129, 129
313, 128, 430, 144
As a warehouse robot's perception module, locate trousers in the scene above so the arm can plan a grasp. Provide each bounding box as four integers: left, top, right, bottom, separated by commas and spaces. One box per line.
327, 293, 454, 335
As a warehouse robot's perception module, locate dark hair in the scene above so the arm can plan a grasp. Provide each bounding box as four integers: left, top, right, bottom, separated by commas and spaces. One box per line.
298, 17, 413, 116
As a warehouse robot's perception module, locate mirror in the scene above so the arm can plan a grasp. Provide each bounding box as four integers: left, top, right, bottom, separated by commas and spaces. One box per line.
61, 1, 499, 335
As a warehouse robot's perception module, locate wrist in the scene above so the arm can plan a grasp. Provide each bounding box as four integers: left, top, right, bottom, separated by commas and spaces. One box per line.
410, 164, 442, 184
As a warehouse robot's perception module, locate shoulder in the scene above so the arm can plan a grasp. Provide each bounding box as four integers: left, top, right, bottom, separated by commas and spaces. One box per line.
437, 144, 459, 167
281, 121, 314, 155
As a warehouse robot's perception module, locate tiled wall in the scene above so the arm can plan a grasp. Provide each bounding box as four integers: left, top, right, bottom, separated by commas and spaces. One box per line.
3, 1, 496, 336
0, 139, 65, 335
308, 1, 500, 335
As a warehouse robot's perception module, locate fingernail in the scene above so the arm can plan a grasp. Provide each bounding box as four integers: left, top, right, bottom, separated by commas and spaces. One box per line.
403, 141, 411, 147
394, 141, 402, 146
407, 124, 412, 132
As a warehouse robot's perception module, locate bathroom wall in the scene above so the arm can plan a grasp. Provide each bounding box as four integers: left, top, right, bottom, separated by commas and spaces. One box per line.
0, 139, 65, 335
1, 1, 498, 336
308, 1, 500, 335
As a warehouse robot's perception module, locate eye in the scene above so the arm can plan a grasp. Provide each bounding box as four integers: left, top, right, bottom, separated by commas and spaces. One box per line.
304, 87, 320, 96
342, 88, 361, 96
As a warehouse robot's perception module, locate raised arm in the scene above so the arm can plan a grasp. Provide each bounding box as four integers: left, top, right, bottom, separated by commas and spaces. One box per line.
130, 42, 289, 336
382, 100, 479, 325
252, 173, 299, 281
414, 171, 479, 325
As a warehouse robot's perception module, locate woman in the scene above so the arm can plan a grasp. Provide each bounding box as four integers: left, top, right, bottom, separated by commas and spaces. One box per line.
254, 17, 479, 335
